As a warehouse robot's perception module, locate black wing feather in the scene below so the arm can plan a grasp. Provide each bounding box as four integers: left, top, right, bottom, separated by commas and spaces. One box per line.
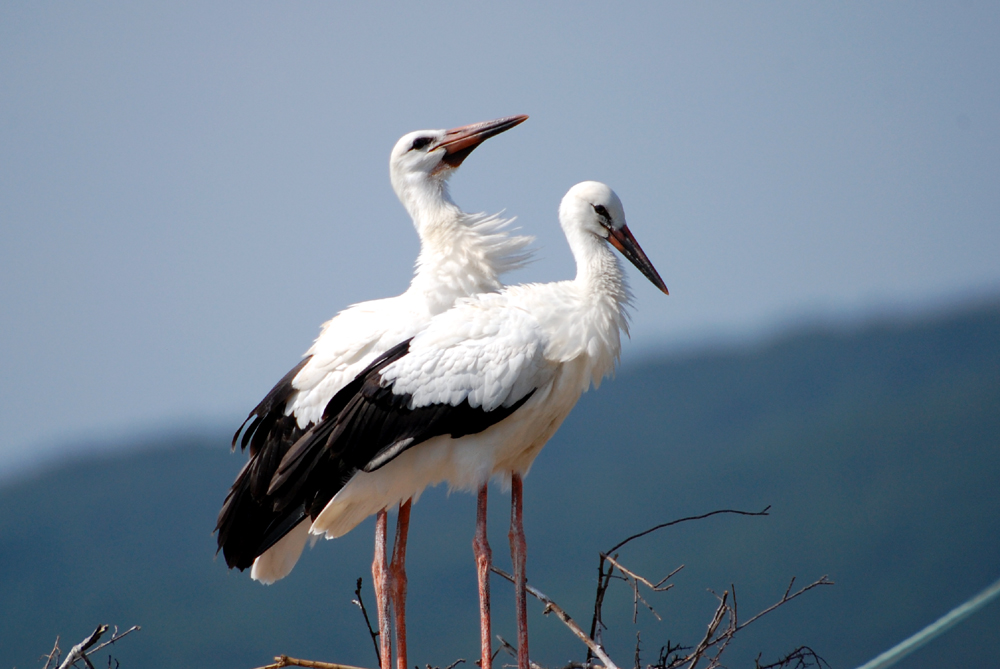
219, 338, 535, 571
267, 339, 534, 522
215, 355, 312, 570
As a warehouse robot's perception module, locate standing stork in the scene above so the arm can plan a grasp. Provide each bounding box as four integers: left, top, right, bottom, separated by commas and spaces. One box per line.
216, 115, 531, 669
264, 181, 669, 669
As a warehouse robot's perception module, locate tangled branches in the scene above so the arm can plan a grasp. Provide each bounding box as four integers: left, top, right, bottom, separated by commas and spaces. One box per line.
489, 506, 833, 669
42, 624, 141, 669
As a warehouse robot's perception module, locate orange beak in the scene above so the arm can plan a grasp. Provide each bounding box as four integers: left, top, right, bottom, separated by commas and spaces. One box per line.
437, 114, 529, 168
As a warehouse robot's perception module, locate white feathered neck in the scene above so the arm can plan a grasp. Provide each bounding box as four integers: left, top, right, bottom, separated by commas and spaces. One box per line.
538, 183, 636, 389
405, 180, 533, 313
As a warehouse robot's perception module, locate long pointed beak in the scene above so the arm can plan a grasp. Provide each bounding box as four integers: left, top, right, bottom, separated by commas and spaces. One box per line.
608, 225, 669, 295
437, 114, 528, 167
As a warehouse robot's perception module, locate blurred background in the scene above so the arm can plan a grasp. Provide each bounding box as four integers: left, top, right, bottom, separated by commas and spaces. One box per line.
1, 3, 998, 668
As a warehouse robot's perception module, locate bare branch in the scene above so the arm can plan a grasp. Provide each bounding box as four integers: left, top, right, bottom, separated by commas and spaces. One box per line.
588, 554, 616, 661
754, 646, 830, 669
492, 566, 619, 669
671, 576, 833, 667
495, 636, 544, 669
45, 624, 138, 669
731, 584, 739, 629
651, 641, 689, 669
605, 506, 771, 557
423, 660, 466, 669
57, 625, 108, 669
602, 556, 683, 593
42, 637, 61, 669
736, 576, 834, 632
496, 636, 517, 659
352, 576, 381, 667
85, 626, 140, 657
588, 507, 770, 662
253, 656, 373, 669
600, 554, 680, 623
683, 590, 730, 669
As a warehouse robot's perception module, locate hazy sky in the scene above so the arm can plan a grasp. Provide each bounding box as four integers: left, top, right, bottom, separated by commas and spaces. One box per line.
2, 3, 998, 477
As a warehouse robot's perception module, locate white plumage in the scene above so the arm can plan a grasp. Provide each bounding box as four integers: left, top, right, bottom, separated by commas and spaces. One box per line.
303, 181, 667, 541
262, 181, 667, 669
283, 208, 531, 430
215, 115, 532, 585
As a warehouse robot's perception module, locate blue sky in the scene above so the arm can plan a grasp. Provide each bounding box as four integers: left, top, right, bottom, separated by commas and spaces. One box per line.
1, 2, 998, 477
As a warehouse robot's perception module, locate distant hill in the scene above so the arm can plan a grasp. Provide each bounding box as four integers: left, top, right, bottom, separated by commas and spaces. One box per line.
2, 303, 999, 669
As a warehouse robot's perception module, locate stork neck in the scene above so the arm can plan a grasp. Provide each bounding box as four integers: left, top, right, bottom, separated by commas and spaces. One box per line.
393, 176, 486, 311
576, 231, 632, 360
408, 210, 506, 313
535, 233, 631, 388
393, 171, 531, 314
570, 231, 629, 309
394, 174, 459, 228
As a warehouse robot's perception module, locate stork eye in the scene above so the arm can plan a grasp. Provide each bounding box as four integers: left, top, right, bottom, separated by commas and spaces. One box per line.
592, 204, 611, 225
410, 136, 433, 151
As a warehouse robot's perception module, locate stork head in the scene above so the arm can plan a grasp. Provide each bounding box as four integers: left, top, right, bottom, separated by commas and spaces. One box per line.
560, 181, 669, 295
389, 115, 527, 218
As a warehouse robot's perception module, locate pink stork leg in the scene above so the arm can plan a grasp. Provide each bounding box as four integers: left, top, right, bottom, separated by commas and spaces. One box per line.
390, 499, 412, 669
373, 509, 392, 669
473, 483, 493, 669
509, 473, 529, 669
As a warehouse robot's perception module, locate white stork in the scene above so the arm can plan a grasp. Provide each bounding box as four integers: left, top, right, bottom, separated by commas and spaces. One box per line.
216, 115, 531, 669
264, 181, 669, 669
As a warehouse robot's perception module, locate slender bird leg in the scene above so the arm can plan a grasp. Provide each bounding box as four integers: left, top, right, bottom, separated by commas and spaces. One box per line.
373, 509, 392, 669
473, 483, 493, 669
508, 473, 529, 669
390, 499, 412, 669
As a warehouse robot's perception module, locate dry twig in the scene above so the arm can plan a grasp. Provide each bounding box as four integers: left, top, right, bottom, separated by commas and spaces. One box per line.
492, 566, 619, 669
601, 554, 681, 623
42, 637, 61, 669
588, 506, 771, 661
253, 506, 827, 669
352, 576, 381, 667
578, 506, 833, 669
495, 635, 544, 669
754, 646, 830, 669
419, 659, 466, 669
55, 624, 140, 669
57, 625, 107, 669
648, 576, 833, 669
682, 590, 731, 669
254, 656, 373, 669
82, 626, 141, 658
737, 576, 834, 633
